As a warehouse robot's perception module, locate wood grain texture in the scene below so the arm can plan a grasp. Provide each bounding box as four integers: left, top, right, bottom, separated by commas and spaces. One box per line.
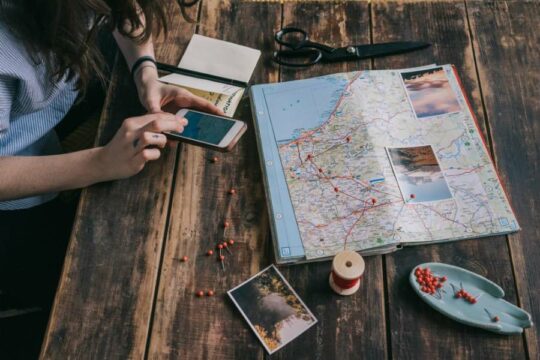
40, 3, 199, 359
371, 1, 525, 359
145, 1, 280, 359
274, 3, 387, 360
467, 1, 540, 358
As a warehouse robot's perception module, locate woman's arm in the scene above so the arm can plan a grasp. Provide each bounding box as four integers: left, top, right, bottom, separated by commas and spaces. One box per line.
0, 148, 104, 201
113, 16, 223, 115
113, 12, 163, 112
0, 113, 187, 201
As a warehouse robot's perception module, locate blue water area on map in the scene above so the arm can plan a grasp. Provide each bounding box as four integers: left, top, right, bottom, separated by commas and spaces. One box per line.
262, 75, 350, 143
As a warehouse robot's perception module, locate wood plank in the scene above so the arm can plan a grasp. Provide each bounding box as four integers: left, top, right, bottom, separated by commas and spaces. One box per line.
40, 3, 199, 359
275, 3, 388, 360
371, 1, 526, 359
467, 1, 540, 358
145, 1, 280, 359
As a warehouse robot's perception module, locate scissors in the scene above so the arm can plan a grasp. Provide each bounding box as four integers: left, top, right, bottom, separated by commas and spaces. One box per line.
273, 27, 430, 67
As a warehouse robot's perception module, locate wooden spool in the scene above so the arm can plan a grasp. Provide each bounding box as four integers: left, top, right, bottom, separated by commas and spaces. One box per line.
329, 250, 365, 296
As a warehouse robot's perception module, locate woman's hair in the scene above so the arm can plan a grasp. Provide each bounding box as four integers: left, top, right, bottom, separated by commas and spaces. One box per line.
0, 0, 168, 90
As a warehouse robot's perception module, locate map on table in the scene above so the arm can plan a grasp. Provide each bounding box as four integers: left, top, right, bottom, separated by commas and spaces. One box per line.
250, 65, 519, 264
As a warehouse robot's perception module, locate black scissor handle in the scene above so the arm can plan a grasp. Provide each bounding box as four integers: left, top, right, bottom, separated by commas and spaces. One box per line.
273, 48, 323, 67
275, 27, 309, 50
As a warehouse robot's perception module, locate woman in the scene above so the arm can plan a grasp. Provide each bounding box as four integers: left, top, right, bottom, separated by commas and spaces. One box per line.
0, 0, 218, 356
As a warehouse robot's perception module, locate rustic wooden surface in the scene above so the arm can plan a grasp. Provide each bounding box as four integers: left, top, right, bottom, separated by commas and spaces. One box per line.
42, 1, 539, 359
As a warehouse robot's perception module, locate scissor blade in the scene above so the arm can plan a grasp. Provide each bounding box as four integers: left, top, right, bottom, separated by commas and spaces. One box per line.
355, 41, 430, 59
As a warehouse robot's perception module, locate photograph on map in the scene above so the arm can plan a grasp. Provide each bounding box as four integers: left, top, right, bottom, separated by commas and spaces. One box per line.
228, 265, 317, 354
386, 145, 453, 203
401, 66, 461, 118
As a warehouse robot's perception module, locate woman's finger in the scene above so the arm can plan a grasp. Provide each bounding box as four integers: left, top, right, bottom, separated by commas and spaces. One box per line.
129, 147, 162, 174
133, 132, 168, 150
139, 116, 188, 135
181, 91, 225, 116
133, 147, 161, 165
123, 112, 182, 132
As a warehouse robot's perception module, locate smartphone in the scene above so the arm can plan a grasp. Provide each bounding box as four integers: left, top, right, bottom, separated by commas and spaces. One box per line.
164, 109, 247, 152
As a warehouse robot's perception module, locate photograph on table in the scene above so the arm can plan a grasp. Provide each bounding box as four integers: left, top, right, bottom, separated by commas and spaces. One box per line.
401, 66, 461, 119
228, 265, 317, 354
386, 145, 453, 203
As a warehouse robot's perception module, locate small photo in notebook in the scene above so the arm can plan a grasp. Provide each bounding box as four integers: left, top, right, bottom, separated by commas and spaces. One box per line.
401, 66, 461, 119
228, 265, 317, 354
387, 145, 453, 203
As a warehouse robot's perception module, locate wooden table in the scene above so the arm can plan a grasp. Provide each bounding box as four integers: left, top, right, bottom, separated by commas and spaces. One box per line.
41, 1, 539, 359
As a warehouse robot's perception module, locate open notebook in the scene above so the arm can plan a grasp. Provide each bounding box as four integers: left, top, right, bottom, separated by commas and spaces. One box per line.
249, 65, 519, 265
159, 34, 261, 116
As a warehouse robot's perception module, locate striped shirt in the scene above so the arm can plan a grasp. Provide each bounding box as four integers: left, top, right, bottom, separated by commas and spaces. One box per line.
0, 22, 79, 210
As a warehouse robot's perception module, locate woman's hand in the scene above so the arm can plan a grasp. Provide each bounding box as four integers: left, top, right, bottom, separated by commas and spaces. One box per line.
0, 112, 187, 201
134, 65, 225, 116
95, 112, 187, 181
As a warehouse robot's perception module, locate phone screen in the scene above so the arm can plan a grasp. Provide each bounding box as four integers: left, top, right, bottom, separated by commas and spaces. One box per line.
174, 111, 235, 145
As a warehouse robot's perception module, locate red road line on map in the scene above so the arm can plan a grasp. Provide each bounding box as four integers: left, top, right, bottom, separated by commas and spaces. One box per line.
311, 141, 347, 159
411, 205, 434, 240
416, 203, 470, 230
307, 158, 373, 205
295, 143, 303, 165
343, 208, 367, 250
444, 165, 485, 177
297, 199, 400, 231
347, 172, 402, 200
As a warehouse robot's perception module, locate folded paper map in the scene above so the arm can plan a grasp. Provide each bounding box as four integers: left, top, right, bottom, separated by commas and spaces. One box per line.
250, 65, 519, 264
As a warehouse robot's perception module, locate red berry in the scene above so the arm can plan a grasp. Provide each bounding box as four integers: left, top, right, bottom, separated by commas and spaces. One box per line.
371, 198, 377, 204
211, 156, 219, 163
346, 136, 352, 142
219, 255, 225, 261
207, 290, 214, 297
181, 256, 188, 262
470, 298, 477, 304
217, 244, 223, 249
440, 276, 447, 282
229, 189, 237, 195
493, 316, 499, 322
410, 194, 416, 199
319, 168, 324, 173
456, 293, 462, 299
196, 291, 204, 297
306, 154, 313, 160
436, 283, 443, 289
228, 239, 235, 245
206, 250, 213, 256
222, 242, 228, 248
223, 221, 230, 228
334, 187, 339, 192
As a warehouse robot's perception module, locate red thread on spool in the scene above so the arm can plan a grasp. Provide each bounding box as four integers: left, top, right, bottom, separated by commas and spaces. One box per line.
329, 251, 365, 295
331, 270, 361, 289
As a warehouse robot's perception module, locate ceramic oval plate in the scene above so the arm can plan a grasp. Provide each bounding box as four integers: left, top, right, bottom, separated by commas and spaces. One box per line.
410, 262, 532, 335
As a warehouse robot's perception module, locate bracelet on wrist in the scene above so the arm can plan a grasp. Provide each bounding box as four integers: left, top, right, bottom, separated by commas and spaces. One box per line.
131, 56, 157, 81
